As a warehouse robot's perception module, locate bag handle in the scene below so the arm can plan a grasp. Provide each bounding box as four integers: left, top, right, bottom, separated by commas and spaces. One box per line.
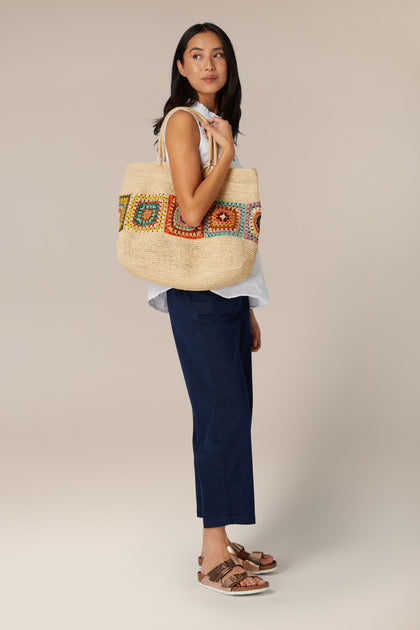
157, 106, 219, 168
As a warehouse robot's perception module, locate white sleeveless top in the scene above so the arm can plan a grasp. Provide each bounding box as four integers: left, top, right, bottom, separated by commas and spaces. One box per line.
147, 100, 270, 313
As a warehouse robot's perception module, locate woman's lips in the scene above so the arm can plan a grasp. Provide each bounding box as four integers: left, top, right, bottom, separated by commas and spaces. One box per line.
202, 77, 217, 82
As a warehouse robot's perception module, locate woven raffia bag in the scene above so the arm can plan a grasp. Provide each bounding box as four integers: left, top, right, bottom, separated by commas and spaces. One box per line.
117, 106, 262, 290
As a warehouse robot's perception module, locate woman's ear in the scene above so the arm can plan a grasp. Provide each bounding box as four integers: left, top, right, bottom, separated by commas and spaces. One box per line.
176, 59, 185, 77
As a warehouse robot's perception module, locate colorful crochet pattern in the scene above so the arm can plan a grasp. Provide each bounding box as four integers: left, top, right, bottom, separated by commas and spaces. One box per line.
118, 195, 130, 232
204, 201, 246, 238
244, 202, 262, 243
118, 194, 261, 241
125, 194, 166, 233
164, 194, 204, 239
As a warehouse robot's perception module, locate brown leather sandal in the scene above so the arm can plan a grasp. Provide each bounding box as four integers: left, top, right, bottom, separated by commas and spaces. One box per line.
198, 541, 277, 574
198, 557, 269, 595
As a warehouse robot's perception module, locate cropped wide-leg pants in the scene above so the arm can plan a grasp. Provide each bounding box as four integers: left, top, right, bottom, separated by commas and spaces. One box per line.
166, 288, 256, 528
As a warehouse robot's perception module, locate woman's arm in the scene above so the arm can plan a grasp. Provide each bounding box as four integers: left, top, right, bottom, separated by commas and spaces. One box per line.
165, 110, 235, 227
250, 308, 262, 352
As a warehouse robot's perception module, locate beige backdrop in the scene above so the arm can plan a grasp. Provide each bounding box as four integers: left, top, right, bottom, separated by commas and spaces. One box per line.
1, 1, 419, 628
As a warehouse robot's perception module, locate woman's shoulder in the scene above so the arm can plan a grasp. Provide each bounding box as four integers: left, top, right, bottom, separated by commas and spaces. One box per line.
161, 107, 202, 162
164, 107, 202, 138
165, 105, 202, 125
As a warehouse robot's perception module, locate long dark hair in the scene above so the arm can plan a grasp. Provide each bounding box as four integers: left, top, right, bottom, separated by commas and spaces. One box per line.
152, 23, 242, 147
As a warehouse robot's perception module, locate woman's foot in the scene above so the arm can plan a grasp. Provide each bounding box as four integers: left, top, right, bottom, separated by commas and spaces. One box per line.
201, 532, 274, 568
200, 546, 267, 588
223, 533, 274, 566
201, 527, 268, 588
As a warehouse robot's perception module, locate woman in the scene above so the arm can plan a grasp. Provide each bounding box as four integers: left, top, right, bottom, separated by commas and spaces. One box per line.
149, 23, 276, 595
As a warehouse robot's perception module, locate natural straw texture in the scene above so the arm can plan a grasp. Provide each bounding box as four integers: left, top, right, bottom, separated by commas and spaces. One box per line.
117, 106, 262, 290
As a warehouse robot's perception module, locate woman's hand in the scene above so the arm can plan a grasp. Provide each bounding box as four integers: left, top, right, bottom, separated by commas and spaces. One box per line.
200, 117, 234, 156
250, 309, 262, 352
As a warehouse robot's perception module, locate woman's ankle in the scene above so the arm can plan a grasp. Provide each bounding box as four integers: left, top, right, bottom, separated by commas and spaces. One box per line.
202, 540, 229, 556
201, 525, 232, 558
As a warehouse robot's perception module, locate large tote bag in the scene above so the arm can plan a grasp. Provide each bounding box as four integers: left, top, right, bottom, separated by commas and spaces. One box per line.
117, 106, 262, 290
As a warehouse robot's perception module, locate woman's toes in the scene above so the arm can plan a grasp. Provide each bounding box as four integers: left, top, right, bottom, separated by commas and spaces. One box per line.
261, 553, 273, 565
240, 575, 265, 587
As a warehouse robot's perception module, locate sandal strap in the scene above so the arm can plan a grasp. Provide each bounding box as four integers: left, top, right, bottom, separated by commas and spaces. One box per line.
228, 542, 264, 568
221, 570, 250, 589
228, 542, 244, 555
227, 542, 249, 561
206, 558, 243, 583
247, 551, 264, 566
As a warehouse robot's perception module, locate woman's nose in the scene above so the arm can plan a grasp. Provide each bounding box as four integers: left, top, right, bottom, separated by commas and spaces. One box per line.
203, 57, 215, 70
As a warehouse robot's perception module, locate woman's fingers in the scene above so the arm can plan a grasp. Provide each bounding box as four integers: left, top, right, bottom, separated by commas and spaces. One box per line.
200, 118, 234, 152
203, 116, 222, 124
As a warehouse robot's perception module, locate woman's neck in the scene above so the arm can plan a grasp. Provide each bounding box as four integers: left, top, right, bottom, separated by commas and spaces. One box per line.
196, 97, 218, 114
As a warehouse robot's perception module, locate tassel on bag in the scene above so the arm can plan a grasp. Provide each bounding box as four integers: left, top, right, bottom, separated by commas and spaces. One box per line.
117, 106, 262, 290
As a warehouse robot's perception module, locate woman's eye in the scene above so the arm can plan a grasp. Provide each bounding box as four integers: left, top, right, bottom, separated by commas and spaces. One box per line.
192, 53, 224, 59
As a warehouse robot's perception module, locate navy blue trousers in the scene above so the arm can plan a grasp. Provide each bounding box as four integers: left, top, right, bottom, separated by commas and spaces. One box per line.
166, 288, 256, 528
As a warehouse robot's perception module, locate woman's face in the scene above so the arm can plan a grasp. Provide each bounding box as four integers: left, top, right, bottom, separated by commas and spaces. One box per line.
177, 31, 228, 100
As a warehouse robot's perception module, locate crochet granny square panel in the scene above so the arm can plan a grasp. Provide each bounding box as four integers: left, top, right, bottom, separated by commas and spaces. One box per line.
119, 194, 261, 241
